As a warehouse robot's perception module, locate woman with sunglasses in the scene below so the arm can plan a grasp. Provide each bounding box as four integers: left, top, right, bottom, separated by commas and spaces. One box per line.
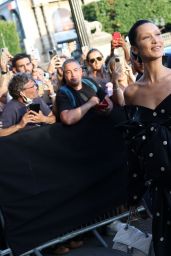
122, 19, 171, 256
85, 48, 111, 90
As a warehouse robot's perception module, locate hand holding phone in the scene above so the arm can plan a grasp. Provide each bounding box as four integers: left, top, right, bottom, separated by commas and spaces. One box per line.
112, 32, 121, 48
55, 57, 63, 68
81, 45, 89, 58
1, 47, 8, 54
112, 32, 121, 40
95, 98, 109, 110
29, 103, 40, 113
49, 49, 58, 58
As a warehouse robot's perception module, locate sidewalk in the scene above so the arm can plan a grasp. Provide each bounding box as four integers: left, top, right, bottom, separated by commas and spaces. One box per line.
45, 217, 154, 256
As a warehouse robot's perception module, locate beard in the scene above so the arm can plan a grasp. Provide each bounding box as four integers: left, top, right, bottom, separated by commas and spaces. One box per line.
67, 78, 80, 87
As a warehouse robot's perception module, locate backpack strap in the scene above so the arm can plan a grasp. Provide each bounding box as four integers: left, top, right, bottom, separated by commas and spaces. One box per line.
59, 86, 76, 108
82, 78, 98, 93
59, 78, 97, 108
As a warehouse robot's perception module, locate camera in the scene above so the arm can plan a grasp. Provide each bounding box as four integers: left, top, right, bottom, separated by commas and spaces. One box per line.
44, 72, 50, 80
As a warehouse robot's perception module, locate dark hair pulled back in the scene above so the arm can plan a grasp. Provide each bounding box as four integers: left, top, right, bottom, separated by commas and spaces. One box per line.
128, 19, 152, 46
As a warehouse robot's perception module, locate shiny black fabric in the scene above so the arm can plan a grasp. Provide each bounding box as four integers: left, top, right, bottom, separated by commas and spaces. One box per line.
0, 108, 128, 255
123, 94, 171, 256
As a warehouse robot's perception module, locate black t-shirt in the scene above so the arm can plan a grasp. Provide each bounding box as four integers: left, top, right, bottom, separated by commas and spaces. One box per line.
56, 79, 106, 116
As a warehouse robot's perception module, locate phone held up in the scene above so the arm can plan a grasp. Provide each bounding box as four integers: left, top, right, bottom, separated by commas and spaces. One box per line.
112, 32, 121, 47
96, 98, 109, 110
0, 47, 8, 54
112, 32, 121, 41
49, 49, 57, 58
29, 103, 40, 113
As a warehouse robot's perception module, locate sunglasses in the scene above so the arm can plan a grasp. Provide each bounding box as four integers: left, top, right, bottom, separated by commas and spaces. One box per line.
89, 56, 103, 64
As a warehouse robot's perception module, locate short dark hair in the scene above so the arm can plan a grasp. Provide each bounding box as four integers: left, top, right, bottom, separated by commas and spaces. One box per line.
8, 73, 33, 99
131, 51, 142, 64
86, 48, 103, 62
62, 58, 81, 71
12, 53, 31, 68
128, 19, 152, 46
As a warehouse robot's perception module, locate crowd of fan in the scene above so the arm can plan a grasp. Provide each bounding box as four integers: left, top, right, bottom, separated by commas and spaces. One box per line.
0, 37, 144, 253
0, 36, 144, 137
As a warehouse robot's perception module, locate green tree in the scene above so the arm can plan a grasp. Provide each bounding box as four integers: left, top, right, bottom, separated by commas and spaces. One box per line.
82, 0, 171, 35
0, 21, 21, 55
114, 0, 171, 34
82, 0, 116, 33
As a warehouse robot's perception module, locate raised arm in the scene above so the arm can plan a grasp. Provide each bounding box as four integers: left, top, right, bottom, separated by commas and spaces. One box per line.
60, 96, 99, 125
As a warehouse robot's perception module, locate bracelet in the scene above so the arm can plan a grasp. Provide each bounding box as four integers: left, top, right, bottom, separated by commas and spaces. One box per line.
49, 93, 56, 98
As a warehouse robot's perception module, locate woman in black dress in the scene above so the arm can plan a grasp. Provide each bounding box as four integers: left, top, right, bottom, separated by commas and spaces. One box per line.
123, 20, 171, 256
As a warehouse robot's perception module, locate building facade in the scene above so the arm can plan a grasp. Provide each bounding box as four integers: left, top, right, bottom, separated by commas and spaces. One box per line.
0, 0, 110, 61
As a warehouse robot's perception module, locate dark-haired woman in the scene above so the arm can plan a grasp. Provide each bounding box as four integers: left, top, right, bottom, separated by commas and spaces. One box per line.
123, 20, 171, 256
85, 48, 111, 90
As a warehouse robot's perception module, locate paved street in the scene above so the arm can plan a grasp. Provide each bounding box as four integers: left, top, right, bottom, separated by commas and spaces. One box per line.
45, 217, 155, 256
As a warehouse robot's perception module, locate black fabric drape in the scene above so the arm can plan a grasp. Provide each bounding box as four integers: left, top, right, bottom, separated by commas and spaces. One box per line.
0, 107, 129, 255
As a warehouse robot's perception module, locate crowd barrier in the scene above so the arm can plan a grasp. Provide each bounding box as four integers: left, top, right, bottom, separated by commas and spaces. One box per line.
0, 109, 130, 255
0, 206, 145, 256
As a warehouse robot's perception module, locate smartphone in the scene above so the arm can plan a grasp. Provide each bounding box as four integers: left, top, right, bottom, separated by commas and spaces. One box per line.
44, 72, 50, 80
1, 47, 8, 53
114, 56, 126, 72
29, 103, 40, 113
112, 32, 121, 41
49, 49, 57, 58
30, 48, 40, 61
96, 98, 109, 110
81, 45, 89, 55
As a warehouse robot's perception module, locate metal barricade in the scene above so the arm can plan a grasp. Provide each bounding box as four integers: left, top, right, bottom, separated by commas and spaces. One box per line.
16, 206, 145, 256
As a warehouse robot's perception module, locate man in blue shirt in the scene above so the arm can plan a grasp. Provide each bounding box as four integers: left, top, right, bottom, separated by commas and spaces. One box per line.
0, 73, 56, 137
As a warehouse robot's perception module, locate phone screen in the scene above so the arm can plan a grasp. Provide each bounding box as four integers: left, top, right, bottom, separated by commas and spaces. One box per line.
1, 47, 8, 54
29, 103, 40, 113
96, 99, 109, 110
112, 32, 121, 41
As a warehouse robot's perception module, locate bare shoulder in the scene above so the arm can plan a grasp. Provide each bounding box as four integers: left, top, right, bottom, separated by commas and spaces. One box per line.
124, 83, 138, 104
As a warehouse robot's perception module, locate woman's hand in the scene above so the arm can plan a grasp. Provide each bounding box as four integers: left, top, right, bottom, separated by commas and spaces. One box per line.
0, 49, 13, 72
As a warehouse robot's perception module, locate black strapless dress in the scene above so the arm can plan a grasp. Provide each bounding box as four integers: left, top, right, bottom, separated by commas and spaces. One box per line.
123, 94, 171, 256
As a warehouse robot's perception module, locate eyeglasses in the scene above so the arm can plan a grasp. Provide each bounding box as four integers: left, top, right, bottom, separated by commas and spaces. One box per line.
23, 84, 36, 90
89, 56, 103, 64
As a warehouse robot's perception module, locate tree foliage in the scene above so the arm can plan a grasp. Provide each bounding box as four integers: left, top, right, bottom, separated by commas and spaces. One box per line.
0, 21, 21, 55
82, 0, 171, 35
82, 0, 115, 33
